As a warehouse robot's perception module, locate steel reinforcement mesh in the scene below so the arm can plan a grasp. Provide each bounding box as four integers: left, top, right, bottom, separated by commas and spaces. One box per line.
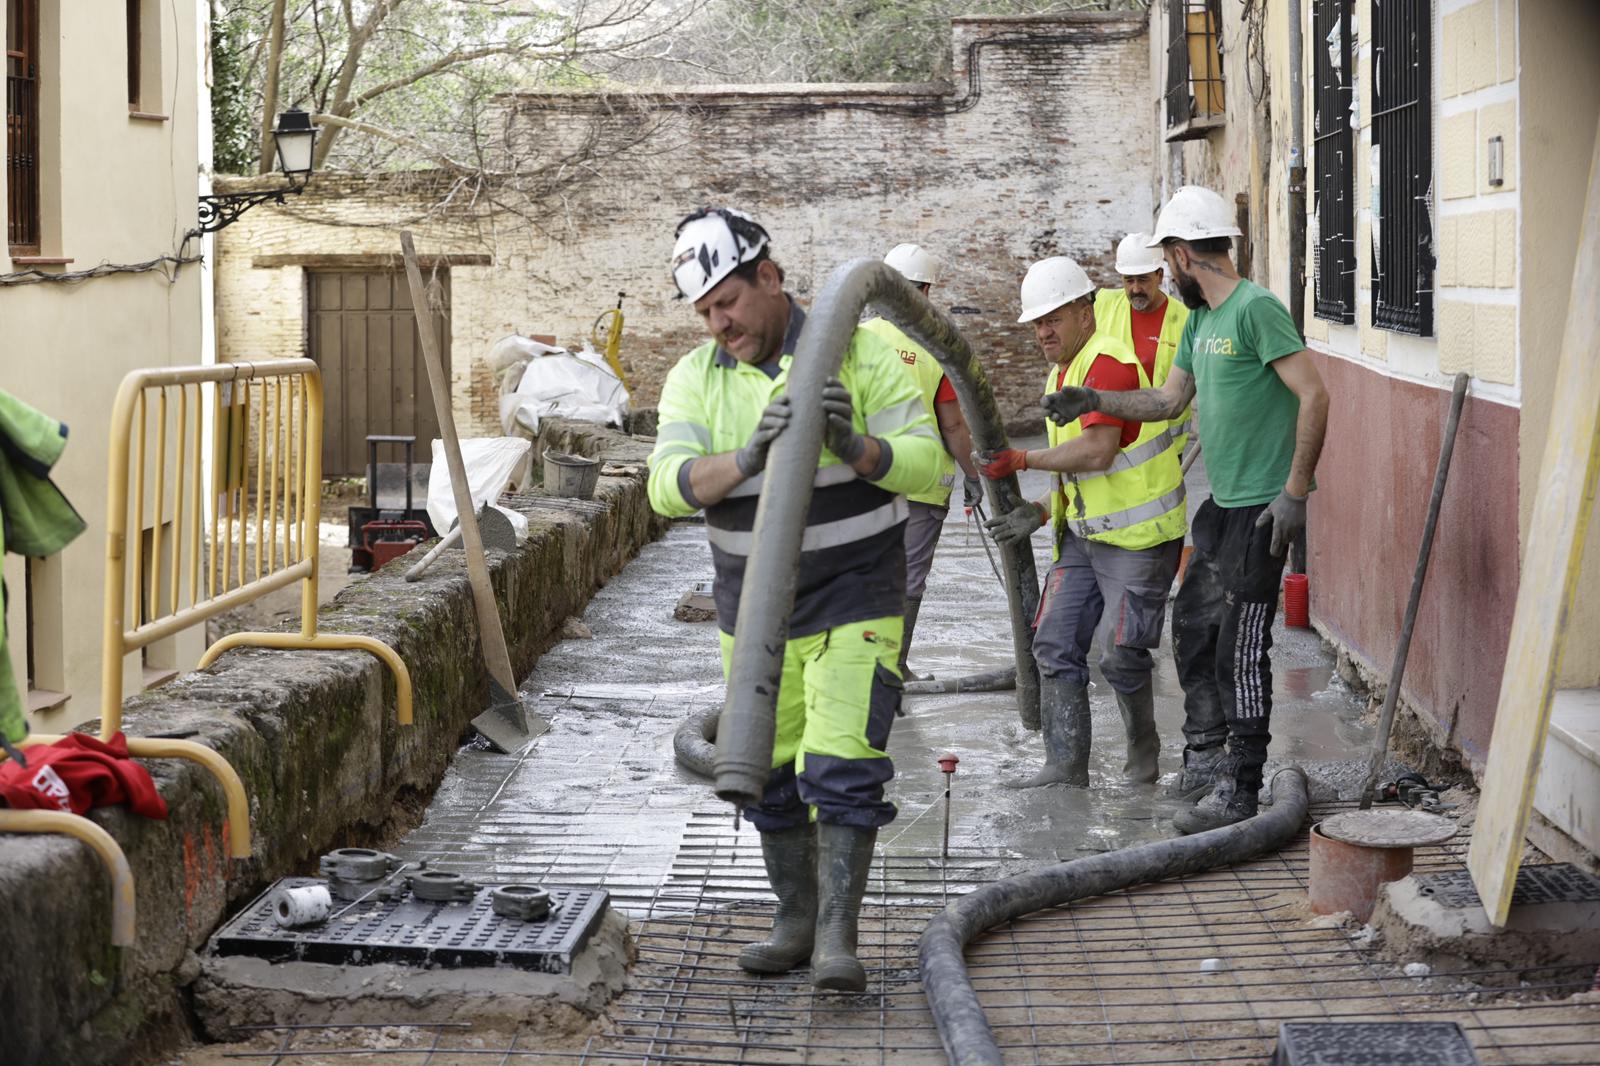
210, 800, 1600, 1065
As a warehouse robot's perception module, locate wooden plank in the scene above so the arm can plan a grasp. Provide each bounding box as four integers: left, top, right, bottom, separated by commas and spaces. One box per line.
344, 308, 370, 478
1467, 116, 1600, 926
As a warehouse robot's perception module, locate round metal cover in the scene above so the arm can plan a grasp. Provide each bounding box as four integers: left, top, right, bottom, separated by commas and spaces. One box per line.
1319, 809, 1458, 848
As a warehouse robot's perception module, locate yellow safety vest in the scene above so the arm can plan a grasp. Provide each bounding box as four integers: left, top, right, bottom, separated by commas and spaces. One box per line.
1043, 330, 1187, 555
859, 317, 956, 507
1094, 288, 1193, 453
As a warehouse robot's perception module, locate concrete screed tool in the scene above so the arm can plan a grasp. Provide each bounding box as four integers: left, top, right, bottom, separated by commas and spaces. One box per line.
399, 230, 544, 753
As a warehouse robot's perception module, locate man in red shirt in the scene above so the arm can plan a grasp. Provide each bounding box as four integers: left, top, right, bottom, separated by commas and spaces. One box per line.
981, 256, 1186, 788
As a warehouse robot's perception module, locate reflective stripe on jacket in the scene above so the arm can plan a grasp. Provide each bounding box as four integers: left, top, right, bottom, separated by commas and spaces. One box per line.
1044, 330, 1187, 554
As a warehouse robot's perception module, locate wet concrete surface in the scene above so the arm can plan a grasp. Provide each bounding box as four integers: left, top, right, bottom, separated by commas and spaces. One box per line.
389, 447, 1388, 912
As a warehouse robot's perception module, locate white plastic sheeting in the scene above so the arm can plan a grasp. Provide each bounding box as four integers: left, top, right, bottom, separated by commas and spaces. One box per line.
489, 334, 628, 436
426, 437, 533, 543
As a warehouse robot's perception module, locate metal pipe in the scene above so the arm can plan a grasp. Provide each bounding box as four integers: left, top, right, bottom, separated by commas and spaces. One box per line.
0, 809, 137, 946
919, 766, 1310, 1066
1288, 0, 1307, 334
715, 259, 1040, 808
1358, 373, 1470, 808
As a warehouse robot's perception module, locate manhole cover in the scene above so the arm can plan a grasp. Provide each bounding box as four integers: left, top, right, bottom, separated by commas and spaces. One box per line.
1414, 863, 1600, 910
1272, 1021, 1479, 1065
1319, 809, 1458, 848
211, 878, 608, 974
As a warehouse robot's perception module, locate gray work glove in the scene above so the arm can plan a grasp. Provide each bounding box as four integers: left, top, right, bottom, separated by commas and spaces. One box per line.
1042, 385, 1100, 426
984, 502, 1046, 546
735, 396, 793, 477
1255, 488, 1307, 557
962, 475, 983, 510
821, 376, 868, 463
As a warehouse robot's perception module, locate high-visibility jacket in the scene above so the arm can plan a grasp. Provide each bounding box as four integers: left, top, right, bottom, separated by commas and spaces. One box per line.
858, 317, 955, 508
648, 300, 945, 637
1094, 288, 1193, 453
1044, 330, 1187, 555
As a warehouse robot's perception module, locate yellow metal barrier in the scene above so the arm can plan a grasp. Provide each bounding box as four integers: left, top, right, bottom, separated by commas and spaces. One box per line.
102, 360, 415, 860
0, 809, 136, 946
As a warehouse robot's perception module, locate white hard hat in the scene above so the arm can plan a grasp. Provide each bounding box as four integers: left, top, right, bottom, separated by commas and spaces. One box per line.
671, 207, 771, 302
1147, 185, 1242, 245
1115, 232, 1166, 276
884, 243, 940, 285
1017, 256, 1094, 324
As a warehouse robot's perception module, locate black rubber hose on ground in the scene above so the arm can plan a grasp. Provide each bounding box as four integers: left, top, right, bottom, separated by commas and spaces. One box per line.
919, 767, 1310, 1066
716, 260, 1043, 809
674, 707, 719, 778
903, 666, 1018, 696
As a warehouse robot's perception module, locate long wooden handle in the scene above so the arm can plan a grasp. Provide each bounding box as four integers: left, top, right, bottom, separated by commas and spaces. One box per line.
399, 231, 518, 697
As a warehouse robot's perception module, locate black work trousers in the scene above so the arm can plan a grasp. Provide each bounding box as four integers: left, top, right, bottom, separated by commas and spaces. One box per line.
1171, 498, 1287, 793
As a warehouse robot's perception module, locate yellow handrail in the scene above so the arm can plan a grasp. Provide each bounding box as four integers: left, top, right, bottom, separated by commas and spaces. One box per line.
0, 809, 136, 946
99, 360, 418, 867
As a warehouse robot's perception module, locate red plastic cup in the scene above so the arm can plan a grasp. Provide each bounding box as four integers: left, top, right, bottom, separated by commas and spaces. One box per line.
1283, 572, 1310, 628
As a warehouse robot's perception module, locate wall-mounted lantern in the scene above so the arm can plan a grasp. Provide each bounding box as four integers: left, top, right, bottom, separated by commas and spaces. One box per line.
194, 109, 318, 234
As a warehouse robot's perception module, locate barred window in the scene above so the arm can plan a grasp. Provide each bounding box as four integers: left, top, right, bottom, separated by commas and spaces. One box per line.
6, 0, 41, 254
1164, 0, 1225, 140
1371, 0, 1435, 335
1313, 0, 1356, 324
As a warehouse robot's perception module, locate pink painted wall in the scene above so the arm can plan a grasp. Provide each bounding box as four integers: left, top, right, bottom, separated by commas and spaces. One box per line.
1307, 353, 1520, 765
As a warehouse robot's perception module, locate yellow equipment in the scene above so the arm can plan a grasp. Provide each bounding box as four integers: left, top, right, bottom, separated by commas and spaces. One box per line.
590, 291, 632, 396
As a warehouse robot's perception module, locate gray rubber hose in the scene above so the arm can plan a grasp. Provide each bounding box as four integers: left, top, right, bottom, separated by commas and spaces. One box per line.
904, 666, 1018, 696
674, 707, 718, 778
716, 259, 1041, 809
920, 767, 1311, 1066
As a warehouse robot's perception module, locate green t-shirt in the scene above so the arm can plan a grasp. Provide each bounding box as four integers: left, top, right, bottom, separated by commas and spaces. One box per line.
1173, 279, 1305, 508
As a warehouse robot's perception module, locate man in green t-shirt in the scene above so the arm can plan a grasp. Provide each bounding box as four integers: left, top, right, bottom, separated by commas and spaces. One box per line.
1040, 185, 1329, 833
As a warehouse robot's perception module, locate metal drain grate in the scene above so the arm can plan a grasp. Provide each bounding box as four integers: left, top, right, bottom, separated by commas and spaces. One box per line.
1272, 1022, 1480, 1065
1414, 863, 1600, 909
211, 878, 608, 974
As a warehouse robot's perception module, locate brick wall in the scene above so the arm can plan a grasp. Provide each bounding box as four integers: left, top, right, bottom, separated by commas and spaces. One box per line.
216, 13, 1153, 435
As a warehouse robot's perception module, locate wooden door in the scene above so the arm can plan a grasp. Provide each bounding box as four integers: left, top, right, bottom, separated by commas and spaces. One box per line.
306, 269, 449, 478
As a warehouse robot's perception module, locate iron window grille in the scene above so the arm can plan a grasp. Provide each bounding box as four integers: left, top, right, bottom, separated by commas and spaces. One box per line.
1165, 0, 1225, 140
6, 0, 40, 254
1313, 0, 1357, 324
1371, 0, 1434, 335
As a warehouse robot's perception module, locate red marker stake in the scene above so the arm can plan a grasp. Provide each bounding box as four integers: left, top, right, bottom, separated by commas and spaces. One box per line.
939, 754, 960, 903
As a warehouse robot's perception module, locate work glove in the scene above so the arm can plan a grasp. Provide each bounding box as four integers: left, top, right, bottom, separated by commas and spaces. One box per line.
735, 396, 793, 477
1255, 488, 1308, 557
978, 448, 1028, 479
1042, 386, 1100, 426
984, 501, 1047, 546
962, 475, 984, 509
821, 377, 868, 463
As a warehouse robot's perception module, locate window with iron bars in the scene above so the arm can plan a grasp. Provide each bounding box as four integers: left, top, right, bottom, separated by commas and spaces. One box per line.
1313, 0, 1356, 324
1371, 0, 1434, 335
6, 0, 41, 254
1165, 0, 1225, 140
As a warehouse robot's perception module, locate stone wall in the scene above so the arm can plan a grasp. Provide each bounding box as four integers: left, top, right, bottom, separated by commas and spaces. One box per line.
214, 12, 1154, 437
0, 439, 667, 1066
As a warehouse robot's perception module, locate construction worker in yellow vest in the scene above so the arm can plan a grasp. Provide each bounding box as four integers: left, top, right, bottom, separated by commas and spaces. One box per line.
979, 256, 1187, 788
1095, 232, 1193, 454
859, 243, 982, 681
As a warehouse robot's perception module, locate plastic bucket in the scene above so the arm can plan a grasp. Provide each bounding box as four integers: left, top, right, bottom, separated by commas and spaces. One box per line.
1283, 572, 1310, 627
543, 448, 601, 499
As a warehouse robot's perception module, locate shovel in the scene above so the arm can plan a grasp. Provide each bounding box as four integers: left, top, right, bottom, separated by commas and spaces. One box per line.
400, 231, 544, 752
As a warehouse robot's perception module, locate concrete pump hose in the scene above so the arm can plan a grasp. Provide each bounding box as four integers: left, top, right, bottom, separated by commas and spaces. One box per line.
919, 766, 1311, 1066
716, 259, 1043, 809
903, 666, 1018, 696
674, 707, 719, 778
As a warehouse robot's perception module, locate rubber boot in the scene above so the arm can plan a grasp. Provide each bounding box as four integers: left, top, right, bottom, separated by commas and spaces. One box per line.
811, 823, 877, 992
1116, 682, 1160, 784
737, 824, 817, 973
898, 597, 927, 683
1004, 677, 1091, 788
1172, 773, 1259, 835
1165, 744, 1227, 801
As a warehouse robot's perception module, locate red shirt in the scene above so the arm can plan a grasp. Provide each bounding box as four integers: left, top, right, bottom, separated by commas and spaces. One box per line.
934, 375, 956, 404
1128, 303, 1167, 379
1057, 360, 1144, 448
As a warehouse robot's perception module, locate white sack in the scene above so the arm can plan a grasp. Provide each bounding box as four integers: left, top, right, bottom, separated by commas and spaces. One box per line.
426, 437, 532, 543
495, 337, 628, 436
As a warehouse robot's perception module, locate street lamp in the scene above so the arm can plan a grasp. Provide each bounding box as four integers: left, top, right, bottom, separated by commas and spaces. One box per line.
194, 108, 319, 234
